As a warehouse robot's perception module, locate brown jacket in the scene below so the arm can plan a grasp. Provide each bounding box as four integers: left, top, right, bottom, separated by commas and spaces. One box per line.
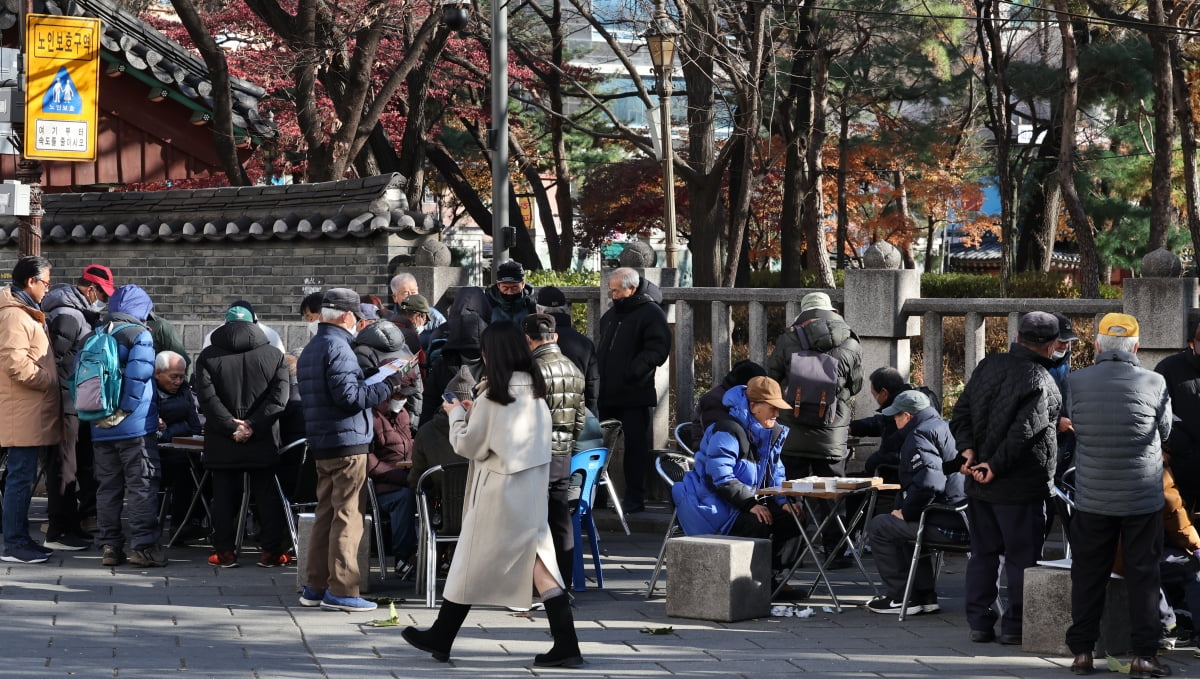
1114, 466, 1199, 575
0, 285, 62, 446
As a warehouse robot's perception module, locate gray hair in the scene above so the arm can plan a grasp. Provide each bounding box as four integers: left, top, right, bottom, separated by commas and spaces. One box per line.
320, 307, 346, 322
389, 272, 417, 296
1097, 334, 1138, 354
155, 350, 185, 373
611, 267, 640, 292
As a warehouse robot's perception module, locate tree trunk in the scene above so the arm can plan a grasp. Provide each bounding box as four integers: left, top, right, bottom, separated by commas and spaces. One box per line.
170, 0, 249, 185
680, 0, 725, 287
977, 0, 1018, 294
1053, 0, 1100, 297
836, 106, 850, 269
425, 142, 492, 229
1147, 0, 1175, 250
802, 44, 835, 288
1172, 39, 1200, 272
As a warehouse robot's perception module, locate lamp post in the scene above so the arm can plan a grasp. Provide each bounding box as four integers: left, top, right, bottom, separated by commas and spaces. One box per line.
643, 1, 679, 269
441, 0, 509, 271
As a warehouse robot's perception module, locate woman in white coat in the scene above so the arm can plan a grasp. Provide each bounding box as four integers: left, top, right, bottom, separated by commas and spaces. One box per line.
402, 321, 584, 668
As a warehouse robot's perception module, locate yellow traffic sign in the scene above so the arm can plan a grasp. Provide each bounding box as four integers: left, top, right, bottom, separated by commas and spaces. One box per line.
24, 14, 101, 161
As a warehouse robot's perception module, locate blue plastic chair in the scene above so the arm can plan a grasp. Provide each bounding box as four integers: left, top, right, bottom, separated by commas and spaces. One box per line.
570, 447, 607, 591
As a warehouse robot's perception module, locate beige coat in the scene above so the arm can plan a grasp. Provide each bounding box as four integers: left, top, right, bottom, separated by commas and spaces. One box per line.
0, 286, 62, 447
443, 372, 560, 608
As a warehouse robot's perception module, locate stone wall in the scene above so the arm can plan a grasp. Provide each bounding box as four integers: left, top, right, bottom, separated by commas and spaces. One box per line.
1, 236, 403, 321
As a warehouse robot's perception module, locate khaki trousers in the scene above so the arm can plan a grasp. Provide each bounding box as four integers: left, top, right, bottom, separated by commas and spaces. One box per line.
306, 455, 366, 598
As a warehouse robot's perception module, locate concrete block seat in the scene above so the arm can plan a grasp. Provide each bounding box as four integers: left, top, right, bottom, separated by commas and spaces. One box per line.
665, 535, 771, 622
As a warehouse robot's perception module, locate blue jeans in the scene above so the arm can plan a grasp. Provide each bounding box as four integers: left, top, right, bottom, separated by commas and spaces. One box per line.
3, 446, 43, 551
376, 487, 416, 561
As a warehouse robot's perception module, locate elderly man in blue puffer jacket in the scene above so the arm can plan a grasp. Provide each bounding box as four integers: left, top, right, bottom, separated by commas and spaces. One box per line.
673, 377, 801, 587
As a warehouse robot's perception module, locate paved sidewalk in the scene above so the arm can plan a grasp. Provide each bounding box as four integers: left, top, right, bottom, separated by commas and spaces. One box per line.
1, 505, 1197, 678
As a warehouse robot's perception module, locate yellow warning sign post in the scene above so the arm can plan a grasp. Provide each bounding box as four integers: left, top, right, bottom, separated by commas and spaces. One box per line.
24, 14, 101, 161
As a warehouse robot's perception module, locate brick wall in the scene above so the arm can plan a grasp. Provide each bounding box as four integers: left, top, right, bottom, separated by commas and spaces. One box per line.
1, 236, 402, 322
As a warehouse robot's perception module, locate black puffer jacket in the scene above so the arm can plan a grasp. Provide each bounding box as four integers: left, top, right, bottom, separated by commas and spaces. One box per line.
354, 320, 422, 423
42, 284, 102, 416
1156, 350, 1200, 501
195, 321, 289, 469
596, 278, 672, 409
533, 342, 587, 456
422, 312, 486, 423
766, 309, 863, 461
949, 343, 1061, 505
548, 310, 599, 414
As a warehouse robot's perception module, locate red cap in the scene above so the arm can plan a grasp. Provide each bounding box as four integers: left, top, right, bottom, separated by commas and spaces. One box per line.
81, 264, 115, 298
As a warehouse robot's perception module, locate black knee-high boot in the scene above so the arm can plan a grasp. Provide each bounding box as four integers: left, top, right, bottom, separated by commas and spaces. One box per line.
402, 599, 471, 662
534, 593, 583, 667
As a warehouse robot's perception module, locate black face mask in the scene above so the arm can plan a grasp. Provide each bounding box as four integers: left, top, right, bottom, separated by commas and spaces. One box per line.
500, 290, 523, 303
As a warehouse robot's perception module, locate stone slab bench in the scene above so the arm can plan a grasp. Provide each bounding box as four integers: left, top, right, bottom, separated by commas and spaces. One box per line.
295, 512, 374, 594
1023, 565, 1131, 656
665, 535, 771, 622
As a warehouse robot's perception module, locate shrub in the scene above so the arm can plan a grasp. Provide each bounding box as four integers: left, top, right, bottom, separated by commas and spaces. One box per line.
526, 270, 600, 333
920, 273, 1002, 298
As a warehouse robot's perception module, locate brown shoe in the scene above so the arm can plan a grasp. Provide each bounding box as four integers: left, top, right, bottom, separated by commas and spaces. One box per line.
1070, 652, 1094, 675
1130, 655, 1171, 679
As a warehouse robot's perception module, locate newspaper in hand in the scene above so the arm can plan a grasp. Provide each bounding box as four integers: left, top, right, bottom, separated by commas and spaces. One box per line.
364, 356, 418, 385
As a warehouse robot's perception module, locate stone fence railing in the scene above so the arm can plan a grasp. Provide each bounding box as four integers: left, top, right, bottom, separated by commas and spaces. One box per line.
170, 251, 1197, 449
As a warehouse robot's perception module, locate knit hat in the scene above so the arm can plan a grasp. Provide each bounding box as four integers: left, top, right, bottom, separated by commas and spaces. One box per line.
496, 260, 525, 283
445, 364, 477, 401
799, 292, 834, 313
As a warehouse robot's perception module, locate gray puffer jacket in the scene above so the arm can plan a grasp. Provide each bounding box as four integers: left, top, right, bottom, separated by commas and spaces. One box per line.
766, 309, 862, 461
533, 342, 587, 456
1066, 350, 1172, 517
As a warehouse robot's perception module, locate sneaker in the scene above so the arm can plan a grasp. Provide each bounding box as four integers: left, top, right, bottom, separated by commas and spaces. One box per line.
913, 590, 940, 614
1, 545, 49, 564
257, 552, 293, 568
320, 592, 377, 612
207, 551, 238, 568
299, 586, 325, 607
394, 558, 416, 580
100, 545, 126, 566
44, 533, 91, 551
29, 542, 54, 554
865, 595, 921, 616
129, 545, 168, 567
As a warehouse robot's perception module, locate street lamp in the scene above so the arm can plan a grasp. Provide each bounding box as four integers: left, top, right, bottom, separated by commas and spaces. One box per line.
643, 0, 679, 269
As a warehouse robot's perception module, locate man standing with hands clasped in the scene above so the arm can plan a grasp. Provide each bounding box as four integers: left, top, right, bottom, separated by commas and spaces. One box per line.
1062, 313, 1173, 678
950, 311, 1062, 646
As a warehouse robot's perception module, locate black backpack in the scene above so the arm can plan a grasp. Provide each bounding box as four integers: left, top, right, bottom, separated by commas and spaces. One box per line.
784, 320, 840, 427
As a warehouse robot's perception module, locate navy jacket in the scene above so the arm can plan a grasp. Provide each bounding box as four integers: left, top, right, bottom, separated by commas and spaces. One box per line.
298, 323, 392, 457
895, 407, 966, 528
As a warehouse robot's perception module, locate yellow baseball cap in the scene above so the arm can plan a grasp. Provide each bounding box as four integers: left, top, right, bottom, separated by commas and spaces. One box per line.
1097, 313, 1139, 337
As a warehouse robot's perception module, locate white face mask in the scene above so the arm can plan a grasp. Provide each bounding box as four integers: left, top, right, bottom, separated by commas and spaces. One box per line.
1051, 349, 1066, 360
388, 398, 406, 413
89, 300, 107, 313
414, 324, 427, 334
307, 320, 319, 336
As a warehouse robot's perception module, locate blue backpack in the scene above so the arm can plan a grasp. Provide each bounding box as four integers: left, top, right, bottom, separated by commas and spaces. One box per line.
72, 322, 137, 422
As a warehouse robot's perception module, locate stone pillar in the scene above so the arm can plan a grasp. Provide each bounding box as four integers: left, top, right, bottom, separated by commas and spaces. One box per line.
844, 242, 920, 421
1122, 249, 1196, 371
403, 240, 470, 313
